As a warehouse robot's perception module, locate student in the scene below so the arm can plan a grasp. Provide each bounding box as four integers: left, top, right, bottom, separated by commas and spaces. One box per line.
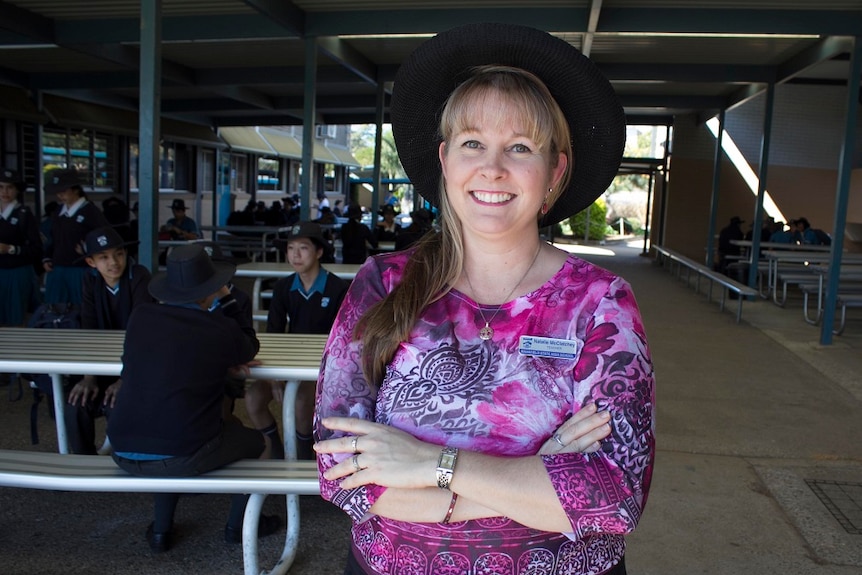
245, 222, 348, 460
161, 198, 201, 240
65, 226, 151, 455
374, 204, 400, 243
108, 244, 280, 552
0, 168, 42, 326
42, 168, 110, 305
339, 204, 377, 264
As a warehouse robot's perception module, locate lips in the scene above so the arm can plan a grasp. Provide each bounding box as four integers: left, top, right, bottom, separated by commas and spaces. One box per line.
472, 191, 513, 204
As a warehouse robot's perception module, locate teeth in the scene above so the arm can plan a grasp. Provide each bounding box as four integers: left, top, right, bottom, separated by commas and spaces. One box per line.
473, 191, 512, 204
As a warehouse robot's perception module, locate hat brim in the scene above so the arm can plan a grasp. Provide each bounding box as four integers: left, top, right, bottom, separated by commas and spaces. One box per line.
391, 22, 626, 227
76, 239, 140, 264
148, 262, 235, 304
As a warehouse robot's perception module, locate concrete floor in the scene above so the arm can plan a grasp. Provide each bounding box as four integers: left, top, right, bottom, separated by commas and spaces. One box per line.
1, 240, 861, 574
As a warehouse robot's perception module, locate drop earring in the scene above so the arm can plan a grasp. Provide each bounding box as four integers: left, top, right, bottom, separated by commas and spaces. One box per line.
541, 188, 551, 215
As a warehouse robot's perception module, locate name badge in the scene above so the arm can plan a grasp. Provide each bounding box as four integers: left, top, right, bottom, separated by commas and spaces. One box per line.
320, 296, 331, 308
518, 335, 582, 359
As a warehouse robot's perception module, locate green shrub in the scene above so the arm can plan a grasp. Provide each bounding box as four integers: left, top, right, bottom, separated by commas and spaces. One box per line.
568, 198, 608, 240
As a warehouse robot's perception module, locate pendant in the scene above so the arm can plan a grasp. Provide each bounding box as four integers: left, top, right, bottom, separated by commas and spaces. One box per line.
479, 323, 494, 341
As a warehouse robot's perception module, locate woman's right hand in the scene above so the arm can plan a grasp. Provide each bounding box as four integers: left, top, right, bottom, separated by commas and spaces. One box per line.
538, 403, 612, 455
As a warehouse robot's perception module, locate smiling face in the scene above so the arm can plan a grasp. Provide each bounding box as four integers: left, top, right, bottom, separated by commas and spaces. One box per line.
286, 237, 323, 275
439, 90, 567, 239
85, 247, 127, 287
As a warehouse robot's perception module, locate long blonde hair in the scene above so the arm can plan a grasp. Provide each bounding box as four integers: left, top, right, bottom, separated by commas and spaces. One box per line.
355, 66, 573, 386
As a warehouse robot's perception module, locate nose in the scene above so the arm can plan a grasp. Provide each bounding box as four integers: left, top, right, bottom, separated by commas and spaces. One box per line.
479, 149, 506, 179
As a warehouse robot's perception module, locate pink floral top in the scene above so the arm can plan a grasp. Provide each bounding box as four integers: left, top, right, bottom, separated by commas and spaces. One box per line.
315, 248, 655, 575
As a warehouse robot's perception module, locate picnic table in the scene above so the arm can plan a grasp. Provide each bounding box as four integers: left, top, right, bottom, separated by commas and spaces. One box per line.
0, 328, 327, 455
0, 327, 327, 575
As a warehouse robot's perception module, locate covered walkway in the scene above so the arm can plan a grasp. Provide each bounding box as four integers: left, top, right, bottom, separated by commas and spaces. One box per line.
1, 243, 861, 574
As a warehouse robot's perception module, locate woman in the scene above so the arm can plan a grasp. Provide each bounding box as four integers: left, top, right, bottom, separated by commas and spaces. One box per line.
0, 168, 42, 325
42, 168, 109, 305
314, 23, 654, 575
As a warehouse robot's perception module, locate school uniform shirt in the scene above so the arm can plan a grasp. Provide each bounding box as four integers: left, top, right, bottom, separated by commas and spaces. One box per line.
108, 294, 259, 457
0, 201, 42, 269
316, 249, 656, 575
165, 216, 200, 239
81, 264, 152, 330
266, 268, 348, 335
45, 199, 109, 267
339, 219, 377, 265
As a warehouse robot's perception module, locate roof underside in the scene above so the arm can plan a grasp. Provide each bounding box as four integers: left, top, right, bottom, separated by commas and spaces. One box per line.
1, 0, 860, 128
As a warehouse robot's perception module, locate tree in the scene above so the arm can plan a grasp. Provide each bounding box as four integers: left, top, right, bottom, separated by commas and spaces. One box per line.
351, 124, 406, 182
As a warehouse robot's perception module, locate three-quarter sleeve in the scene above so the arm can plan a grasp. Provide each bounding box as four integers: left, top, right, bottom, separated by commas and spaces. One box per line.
542, 276, 655, 538
314, 256, 393, 522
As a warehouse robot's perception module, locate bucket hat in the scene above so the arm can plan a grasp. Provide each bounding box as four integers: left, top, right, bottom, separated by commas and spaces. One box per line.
148, 244, 235, 304
0, 167, 21, 185
44, 168, 82, 195
390, 22, 626, 227
274, 221, 326, 251
80, 226, 137, 259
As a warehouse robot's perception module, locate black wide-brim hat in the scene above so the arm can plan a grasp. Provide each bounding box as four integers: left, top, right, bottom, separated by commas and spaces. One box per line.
149, 244, 235, 304
391, 22, 626, 227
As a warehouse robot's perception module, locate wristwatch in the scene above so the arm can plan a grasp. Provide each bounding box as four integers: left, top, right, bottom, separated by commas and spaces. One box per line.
7, 245, 17, 255
436, 446, 459, 490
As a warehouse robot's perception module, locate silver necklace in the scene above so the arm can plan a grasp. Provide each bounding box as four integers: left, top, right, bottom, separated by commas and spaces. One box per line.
463, 244, 542, 341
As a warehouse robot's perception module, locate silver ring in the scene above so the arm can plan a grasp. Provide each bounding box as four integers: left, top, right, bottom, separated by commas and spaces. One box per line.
552, 433, 565, 447
351, 436, 359, 453
351, 454, 360, 472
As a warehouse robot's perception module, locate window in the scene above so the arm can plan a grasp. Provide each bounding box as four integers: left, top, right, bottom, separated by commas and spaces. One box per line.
258, 157, 280, 191
315, 125, 337, 139
43, 128, 116, 191
128, 139, 192, 192
230, 154, 248, 194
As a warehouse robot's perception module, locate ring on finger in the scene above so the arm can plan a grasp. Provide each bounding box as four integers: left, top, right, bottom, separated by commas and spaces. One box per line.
552, 433, 565, 447
351, 454, 361, 472
351, 435, 359, 453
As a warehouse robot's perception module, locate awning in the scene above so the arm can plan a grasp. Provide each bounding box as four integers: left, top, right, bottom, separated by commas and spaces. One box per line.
161, 119, 223, 147
219, 126, 276, 156
0, 86, 49, 123
313, 141, 339, 164
325, 144, 360, 167
258, 127, 302, 160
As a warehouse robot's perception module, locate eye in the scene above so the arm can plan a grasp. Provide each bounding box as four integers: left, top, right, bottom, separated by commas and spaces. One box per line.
510, 143, 532, 154
462, 140, 481, 150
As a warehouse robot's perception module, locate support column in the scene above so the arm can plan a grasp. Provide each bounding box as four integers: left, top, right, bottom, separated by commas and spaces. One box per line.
371, 80, 385, 217
300, 36, 317, 222
746, 83, 775, 289
705, 110, 725, 269
821, 36, 862, 344
138, 0, 162, 271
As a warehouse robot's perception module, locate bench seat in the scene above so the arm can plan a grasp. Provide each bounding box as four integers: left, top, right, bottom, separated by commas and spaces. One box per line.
0, 449, 320, 575
654, 245, 757, 322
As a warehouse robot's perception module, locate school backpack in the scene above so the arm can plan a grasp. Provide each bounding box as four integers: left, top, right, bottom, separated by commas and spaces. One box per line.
24, 303, 82, 444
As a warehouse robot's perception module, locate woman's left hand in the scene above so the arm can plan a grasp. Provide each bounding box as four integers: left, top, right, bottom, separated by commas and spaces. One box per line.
315, 417, 440, 490
537, 403, 612, 455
